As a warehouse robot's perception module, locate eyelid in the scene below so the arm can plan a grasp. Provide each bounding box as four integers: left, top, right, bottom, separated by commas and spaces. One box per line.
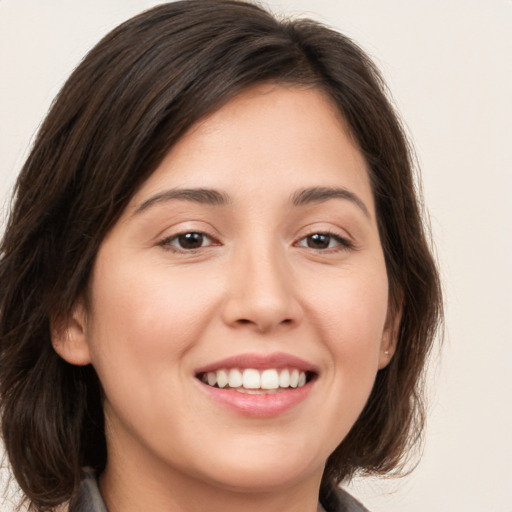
294, 229, 355, 251
158, 230, 220, 253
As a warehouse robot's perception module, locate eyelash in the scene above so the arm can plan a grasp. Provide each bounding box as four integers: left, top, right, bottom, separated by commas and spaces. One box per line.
295, 231, 354, 252
158, 230, 354, 253
158, 232, 217, 253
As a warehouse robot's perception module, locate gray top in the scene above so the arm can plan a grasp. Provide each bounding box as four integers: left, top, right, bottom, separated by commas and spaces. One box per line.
69, 468, 369, 512
68, 469, 108, 512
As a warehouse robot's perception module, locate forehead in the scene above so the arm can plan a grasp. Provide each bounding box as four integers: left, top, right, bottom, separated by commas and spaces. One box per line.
126, 84, 374, 215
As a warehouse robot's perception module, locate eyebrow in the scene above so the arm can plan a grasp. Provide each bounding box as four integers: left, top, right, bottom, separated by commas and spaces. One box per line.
133, 188, 230, 215
133, 185, 370, 218
291, 186, 371, 218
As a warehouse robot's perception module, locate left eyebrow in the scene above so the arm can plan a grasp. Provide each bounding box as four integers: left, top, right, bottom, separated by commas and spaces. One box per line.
291, 186, 371, 219
133, 188, 231, 215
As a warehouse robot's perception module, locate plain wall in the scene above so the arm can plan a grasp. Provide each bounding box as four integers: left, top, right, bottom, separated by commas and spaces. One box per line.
1, 1, 511, 511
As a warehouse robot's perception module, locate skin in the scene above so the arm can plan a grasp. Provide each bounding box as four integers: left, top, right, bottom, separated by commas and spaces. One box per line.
54, 84, 396, 512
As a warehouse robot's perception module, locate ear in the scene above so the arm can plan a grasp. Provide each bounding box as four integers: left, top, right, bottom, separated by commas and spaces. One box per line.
51, 300, 92, 366
378, 299, 402, 369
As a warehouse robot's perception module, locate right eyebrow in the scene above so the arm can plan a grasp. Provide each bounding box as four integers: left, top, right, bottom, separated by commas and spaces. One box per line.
291, 186, 371, 219
133, 188, 231, 215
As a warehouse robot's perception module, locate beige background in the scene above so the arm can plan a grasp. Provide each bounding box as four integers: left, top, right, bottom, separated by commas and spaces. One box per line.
1, 1, 511, 511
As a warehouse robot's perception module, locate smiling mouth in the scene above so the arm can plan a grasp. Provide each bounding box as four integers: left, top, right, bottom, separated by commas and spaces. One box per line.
197, 368, 316, 394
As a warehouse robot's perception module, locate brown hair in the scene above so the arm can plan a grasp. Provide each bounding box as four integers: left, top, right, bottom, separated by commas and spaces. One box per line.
0, 0, 442, 509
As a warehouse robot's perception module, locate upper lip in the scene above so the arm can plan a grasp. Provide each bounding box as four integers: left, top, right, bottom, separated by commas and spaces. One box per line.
194, 352, 318, 375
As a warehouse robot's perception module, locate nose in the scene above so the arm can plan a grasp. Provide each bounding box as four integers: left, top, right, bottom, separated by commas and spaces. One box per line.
221, 246, 303, 333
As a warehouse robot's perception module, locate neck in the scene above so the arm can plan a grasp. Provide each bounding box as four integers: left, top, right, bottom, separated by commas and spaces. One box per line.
100, 454, 325, 512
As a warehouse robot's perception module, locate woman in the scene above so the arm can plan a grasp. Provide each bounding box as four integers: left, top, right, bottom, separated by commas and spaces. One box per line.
0, 1, 442, 511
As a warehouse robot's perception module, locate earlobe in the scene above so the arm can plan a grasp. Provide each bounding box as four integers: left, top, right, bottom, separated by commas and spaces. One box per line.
51, 301, 92, 366
378, 345, 394, 369
378, 300, 402, 369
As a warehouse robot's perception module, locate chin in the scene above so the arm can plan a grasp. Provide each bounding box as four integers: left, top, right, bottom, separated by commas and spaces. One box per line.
193, 441, 325, 493
204, 463, 317, 494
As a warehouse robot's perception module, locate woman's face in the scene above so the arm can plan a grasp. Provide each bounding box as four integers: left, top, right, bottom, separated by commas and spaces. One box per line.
63, 85, 394, 494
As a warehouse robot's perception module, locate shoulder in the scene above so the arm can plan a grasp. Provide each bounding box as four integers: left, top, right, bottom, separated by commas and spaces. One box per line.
320, 483, 370, 512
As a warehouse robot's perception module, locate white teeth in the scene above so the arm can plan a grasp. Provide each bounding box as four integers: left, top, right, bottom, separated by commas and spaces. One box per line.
290, 369, 299, 388
202, 368, 309, 391
216, 369, 229, 388
279, 369, 290, 388
228, 369, 243, 388
242, 369, 260, 389
207, 372, 217, 387
261, 369, 279, 390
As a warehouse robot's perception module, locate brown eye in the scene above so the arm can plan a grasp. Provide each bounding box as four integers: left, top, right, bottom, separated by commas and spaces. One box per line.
296, 232, 353, 251
160, 232, 214, 251
306, 233, 331, 249
176, 232, 206, 249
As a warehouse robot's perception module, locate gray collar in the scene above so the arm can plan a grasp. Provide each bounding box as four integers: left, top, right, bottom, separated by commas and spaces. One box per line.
69, 468, 108, 512
70, 468, 369, 512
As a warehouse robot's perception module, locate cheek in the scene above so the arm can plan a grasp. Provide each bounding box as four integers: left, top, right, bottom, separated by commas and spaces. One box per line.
292, 259, 389, 455
308, 261, 388, 336
304, 259, 389, 380
84, 253, 223, 384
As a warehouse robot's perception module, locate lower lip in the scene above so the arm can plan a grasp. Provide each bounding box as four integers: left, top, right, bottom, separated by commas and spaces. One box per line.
198, 381, 314, 418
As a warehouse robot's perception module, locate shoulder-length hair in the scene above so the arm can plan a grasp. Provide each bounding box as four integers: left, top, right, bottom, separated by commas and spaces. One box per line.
0, 0, 442, 509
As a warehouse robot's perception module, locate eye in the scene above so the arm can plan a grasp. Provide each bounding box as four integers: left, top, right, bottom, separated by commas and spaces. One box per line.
296, 232, 352, 251
160, 232, 214, 251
